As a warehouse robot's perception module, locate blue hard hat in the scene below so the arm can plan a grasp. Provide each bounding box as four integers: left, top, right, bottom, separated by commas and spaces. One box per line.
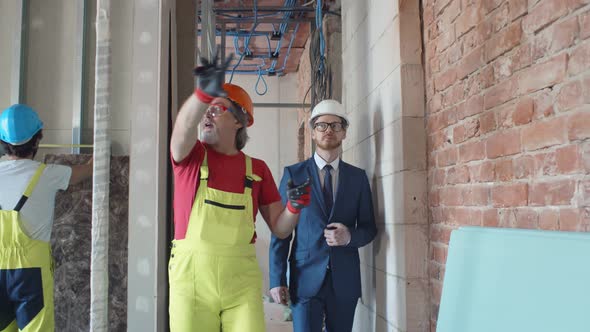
0, 104, 44, 145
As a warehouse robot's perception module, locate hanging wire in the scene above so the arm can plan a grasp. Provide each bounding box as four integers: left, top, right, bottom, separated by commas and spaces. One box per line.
255, 67, 268, 95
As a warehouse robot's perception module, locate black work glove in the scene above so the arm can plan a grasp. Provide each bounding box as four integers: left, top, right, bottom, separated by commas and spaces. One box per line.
193, 48, 234, 102
286, 178, 311, 214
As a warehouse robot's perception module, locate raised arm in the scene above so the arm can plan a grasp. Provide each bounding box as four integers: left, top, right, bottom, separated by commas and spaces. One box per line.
170, 51, 234, 163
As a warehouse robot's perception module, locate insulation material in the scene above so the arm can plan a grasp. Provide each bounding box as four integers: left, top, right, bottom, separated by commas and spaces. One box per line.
92, 0, 112, 331
46, 154, 128, 332
437, 227, 590, 332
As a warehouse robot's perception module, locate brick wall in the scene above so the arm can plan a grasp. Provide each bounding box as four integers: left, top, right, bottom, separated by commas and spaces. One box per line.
423, 0, 590, 329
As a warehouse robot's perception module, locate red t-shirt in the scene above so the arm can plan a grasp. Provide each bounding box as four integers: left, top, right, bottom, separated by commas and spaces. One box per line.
171, 141, 281, 240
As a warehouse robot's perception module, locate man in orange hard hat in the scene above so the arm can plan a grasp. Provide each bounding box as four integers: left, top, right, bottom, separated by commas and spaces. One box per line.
168, 52, 311, 332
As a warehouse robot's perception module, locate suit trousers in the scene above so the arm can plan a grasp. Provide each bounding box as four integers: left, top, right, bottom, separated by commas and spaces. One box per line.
291, 269, 359, 332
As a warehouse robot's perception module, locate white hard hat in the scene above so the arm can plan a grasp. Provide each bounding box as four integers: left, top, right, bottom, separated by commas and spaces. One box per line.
309, 99, 349, 127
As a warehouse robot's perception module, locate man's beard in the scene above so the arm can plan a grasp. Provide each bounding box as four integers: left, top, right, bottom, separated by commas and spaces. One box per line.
315, 140, 342, 150
200, 130, 218, 145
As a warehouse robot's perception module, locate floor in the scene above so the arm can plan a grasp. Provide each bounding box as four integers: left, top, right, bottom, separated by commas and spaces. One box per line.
264, 301, 293, 332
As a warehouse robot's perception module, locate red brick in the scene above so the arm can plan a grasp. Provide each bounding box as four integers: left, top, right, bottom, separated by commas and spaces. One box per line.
459, 140, 486, 162
484, 77, 517, 110
583, 141, 590, 173
510, 42, 533, 71
530, 179, 576, 206
431, 224, 454, 243
469, 161, 495, 182
582, 179, 590, 206
457, 46, 484, 80
496, 102, 516, 129
535, 151, 558, 176
581, 11, 590, 40
559, 208, 583, 231
433, 169, 447, 186
513, 97, 534, 125
430, 190, 441, 207
429, 131, 451, 151
483, 0, 504, 14
442, 81, 466, 107
567, 0, 590, 11
424, 5, 435, 27
493, 56, 514, 82
569, 40, 590, 75
437, 28, 457, 53
440, 0, 462, 26
522, 0, 569, 34
515, 208, 539, 229
429, 93, 443, 113
495, 159, 514, 181
551, 17, 579, 53
435, 67, 458, 91
556, 80, 584, 112
522, 117, 567, 151
446, 165, 471, 184
451, 207, 483, 225
431, 206, 445, 223
492, 183, 529, 207
518, 53, 568, 94
435, 0, 454, 15
499, 208, 517, 227
533, 89, 556, 119
463, 185, 491, 205
479, 111, 497, 134
437, 147, 459, 166
539, 209, 559, 230
508, 0, 528, 21
484, 21, 523, 62
458, 95, 485, 119
431, 244, 448, 264
483, 208, 500, 226
464, 19, 494, 54
556, 145, 582, 173
568, 110, 590, 140
493, 3, 512, 32
453, 118, 480, 143
456, 3, 485, 37
428, 108, 458, 132
514, 155, 536, 178
486, 129, 522, 158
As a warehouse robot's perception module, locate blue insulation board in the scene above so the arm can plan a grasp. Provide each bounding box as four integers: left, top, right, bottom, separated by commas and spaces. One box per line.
436, 227, 590, 332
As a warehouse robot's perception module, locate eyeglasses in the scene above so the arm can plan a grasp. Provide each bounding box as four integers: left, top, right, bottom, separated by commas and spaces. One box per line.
313, 122, 346, 132
206, 104, 230, 118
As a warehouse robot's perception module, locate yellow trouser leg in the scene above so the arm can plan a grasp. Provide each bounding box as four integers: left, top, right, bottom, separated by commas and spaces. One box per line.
169, 252, 221, 332
219, 256, 265, 332
19, 266, 54, 332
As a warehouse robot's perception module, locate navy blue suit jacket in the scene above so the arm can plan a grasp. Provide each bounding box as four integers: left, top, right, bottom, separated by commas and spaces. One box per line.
269, 158, 377, 301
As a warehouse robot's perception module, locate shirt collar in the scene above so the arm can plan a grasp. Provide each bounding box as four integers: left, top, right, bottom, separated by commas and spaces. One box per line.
314, 152, 340, 171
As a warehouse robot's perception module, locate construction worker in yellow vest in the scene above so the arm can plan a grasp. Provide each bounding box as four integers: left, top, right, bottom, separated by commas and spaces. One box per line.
169, 52, 311, 332
0, 104, 93, 332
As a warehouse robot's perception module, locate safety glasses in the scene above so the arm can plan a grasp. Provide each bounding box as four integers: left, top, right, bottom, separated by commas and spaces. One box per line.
206, 103, 230, 118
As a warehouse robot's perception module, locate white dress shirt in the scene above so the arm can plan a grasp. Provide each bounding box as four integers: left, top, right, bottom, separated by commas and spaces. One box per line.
314, 152, 339, 202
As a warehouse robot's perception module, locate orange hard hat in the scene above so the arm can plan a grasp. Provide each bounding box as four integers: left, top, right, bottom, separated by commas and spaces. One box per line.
223, 83, 254, 127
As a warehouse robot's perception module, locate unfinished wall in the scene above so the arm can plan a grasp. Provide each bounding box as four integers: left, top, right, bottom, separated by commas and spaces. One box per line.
0, 1, 135, 158
341, 1, 430, 331
0, 1, 18, 106
423, 0, 590, 329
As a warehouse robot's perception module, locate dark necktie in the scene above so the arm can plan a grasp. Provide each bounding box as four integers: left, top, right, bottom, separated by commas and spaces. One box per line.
323, 164, 333, 214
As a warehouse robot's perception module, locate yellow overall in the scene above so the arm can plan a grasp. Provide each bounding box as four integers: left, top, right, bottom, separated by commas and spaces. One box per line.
0, 164, 54, 332
169, 152, 265, 332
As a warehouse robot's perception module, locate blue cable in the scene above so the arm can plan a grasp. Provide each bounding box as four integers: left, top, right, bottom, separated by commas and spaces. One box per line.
255, 67, 268, 95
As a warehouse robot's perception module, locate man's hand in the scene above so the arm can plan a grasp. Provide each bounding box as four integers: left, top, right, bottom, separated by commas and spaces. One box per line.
193, 48, 234, 102
286, 178, 311, 214
324, 223, 351, 246
270, 286, 290, 305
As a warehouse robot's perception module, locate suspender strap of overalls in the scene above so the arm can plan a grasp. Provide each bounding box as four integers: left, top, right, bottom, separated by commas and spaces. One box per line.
14, 164, 46, 212
199, 152, 254, 195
